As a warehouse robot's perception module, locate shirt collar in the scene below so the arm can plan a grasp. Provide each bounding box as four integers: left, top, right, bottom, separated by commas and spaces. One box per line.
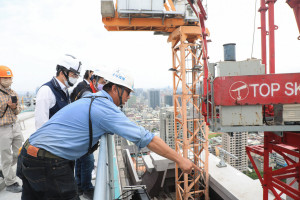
84, 79, 90, 85
0, 84, 10, 92
83, 90, 114, 103
54, 77, 67, 93
95, 90, 114, 103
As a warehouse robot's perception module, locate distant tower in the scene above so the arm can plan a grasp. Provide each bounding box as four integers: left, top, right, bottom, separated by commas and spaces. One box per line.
160, 107, 175, 149
222, 132, 248, 172
160, 107, 195, 150
164, 95, 173, 106
149, 90, 160, 109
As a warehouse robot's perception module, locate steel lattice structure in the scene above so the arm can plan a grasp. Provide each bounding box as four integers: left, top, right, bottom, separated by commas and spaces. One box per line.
168, 26, 209, 200
246, 1, 300, 199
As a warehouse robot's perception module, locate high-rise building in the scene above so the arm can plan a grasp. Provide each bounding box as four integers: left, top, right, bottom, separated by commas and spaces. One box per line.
149, 90, 160, 109
160, 107, 175, 149
125, 95, 136, 108
164, 95, 173, 106
222, 132, 248, 172
160, 107, 197, 150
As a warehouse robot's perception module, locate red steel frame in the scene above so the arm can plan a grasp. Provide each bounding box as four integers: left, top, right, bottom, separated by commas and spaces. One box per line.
187, 0, 300, 199
287, 0, 300, 40
246, 1, 300, 199
188, 0, 210, 124
246, 132, 300, 199
260, 0, 300, 74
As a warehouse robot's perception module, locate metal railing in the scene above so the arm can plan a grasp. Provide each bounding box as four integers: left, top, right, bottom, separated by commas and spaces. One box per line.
94, 133, 122, 200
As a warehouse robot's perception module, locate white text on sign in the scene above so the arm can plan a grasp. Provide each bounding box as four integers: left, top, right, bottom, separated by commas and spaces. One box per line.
249, 82, 300, 97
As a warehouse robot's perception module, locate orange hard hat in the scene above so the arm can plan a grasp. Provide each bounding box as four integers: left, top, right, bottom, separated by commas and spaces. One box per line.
0, 65, 13, 78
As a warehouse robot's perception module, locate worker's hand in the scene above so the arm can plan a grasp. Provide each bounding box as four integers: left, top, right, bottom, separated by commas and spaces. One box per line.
177, 157, 201, 174
7, 99, 17, 109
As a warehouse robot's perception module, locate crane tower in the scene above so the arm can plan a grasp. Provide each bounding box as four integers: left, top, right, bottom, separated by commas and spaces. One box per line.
101, 0, 210, 199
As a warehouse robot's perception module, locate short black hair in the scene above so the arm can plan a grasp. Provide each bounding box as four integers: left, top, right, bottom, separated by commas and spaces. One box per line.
83, 70, 94, 80
56, 66, 65, 77
56, 65, 68, 77
103, 82, 125, 93
103, 82, 114, 93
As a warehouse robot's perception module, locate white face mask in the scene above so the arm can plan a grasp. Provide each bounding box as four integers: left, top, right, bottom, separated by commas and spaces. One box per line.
1, 78, 13, 88
64, 77, 78, 88
69, 77, 78, 85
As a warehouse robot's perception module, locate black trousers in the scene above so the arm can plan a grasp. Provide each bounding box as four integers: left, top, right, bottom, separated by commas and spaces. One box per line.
17, 147, 80, 200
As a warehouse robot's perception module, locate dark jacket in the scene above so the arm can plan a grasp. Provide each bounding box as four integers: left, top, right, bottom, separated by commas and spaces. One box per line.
43, 78, 70, 119
70, 80, 88, 102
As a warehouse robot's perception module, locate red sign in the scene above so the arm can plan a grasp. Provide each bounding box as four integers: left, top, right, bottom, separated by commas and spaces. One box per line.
213, 73, 300, 106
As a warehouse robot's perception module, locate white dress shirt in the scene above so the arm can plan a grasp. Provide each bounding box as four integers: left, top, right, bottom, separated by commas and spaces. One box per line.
35, 77, 68, 130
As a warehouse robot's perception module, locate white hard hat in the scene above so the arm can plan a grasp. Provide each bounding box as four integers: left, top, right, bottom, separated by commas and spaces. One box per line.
57, 54, 82, 75
105, 68, 134, 91
92, 68, 107, 79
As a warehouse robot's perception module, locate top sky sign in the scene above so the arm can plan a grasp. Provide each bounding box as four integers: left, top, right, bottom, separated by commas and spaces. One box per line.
213, 73, 300, 106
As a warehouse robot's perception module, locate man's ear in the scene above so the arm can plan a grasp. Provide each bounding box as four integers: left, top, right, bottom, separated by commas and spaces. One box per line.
111, 85, 117, 94
59, 71, 65, 78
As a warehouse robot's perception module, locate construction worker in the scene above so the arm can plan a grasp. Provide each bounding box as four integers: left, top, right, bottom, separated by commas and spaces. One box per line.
0, 65, 23, 193
72, 68, 106, 101
74, 69, 106, 199
35, 54, 82, 129
17, 68, 200, 199
70, 69, 94, 102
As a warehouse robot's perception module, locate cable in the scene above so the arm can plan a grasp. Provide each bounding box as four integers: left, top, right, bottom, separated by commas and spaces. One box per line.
114, 189, 135, 200
121, 192, 134, 200
263, 105, 270, 126
114, 187, 149, 200
251, 0, 258, 58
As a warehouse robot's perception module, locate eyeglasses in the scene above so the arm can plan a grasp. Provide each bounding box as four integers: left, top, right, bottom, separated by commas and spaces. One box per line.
120, 87, 131, 96
69, 71, 79, 79
124, 87, 131, 96
117, 86, 131, 96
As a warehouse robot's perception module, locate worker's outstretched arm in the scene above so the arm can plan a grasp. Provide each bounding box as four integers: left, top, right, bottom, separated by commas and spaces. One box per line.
147, 136, 201, 174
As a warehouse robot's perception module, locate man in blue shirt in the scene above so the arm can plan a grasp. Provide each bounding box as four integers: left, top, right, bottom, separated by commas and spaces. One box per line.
17, 68, 199, 200
72, 69, 107, 200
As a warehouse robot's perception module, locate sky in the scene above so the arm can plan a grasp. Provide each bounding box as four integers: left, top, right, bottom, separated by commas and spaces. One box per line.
0, 0, 299, 93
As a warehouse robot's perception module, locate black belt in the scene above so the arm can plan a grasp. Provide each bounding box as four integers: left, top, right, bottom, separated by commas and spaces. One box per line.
23, 139, 63, 159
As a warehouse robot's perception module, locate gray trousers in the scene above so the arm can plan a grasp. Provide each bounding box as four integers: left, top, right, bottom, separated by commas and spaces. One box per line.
0, 122, 23, 186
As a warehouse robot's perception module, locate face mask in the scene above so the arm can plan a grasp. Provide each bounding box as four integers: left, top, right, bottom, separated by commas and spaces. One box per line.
1, 79, 12, 88
63, 77, 75, 88
97, 84, 104, 91
69, 77, 78, 85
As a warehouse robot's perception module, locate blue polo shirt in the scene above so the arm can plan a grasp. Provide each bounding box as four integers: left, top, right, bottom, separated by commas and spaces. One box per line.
29, 90, 154, 160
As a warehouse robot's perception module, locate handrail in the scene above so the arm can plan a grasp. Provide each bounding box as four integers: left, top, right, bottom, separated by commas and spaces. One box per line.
94, 134, 110, 200
94, 133, 122, 200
